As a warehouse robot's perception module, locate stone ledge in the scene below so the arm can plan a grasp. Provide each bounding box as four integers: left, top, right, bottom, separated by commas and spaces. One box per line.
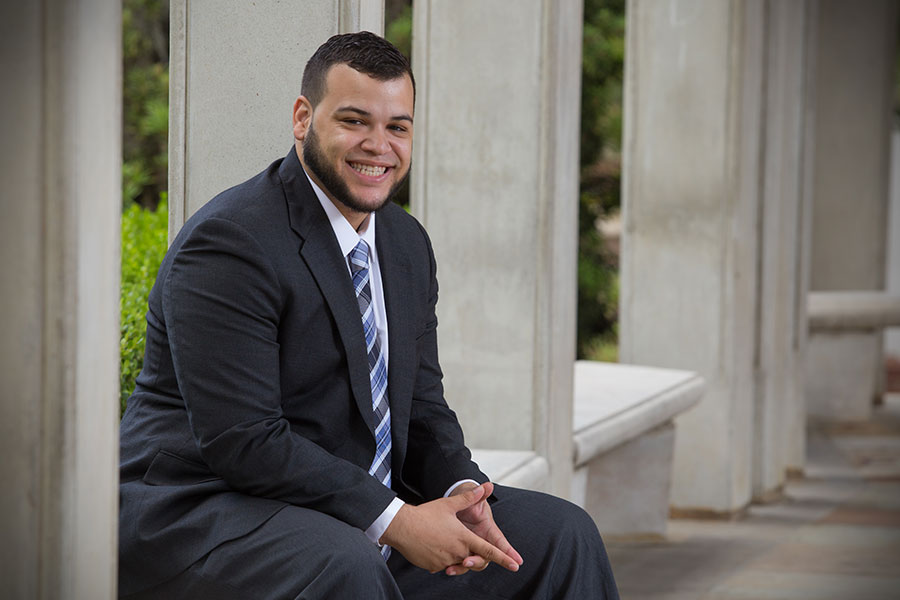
808, 291, 900, 331
572, 360, 705, 466
469, 449, 549, 491
572, 361, 705, 537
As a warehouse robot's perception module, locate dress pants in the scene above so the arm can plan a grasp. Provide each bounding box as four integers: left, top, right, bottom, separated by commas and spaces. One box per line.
120, 485, 619, 599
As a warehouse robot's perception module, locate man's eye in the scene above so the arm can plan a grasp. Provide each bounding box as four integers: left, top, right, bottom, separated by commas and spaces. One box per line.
343, 119, 363, 125
389, 125, 408, 133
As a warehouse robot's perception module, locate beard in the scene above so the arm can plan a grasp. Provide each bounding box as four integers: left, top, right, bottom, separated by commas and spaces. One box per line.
302, 124, 409, 215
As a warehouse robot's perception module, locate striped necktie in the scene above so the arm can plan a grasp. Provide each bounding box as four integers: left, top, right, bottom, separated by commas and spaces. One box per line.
348, 240, 392, 559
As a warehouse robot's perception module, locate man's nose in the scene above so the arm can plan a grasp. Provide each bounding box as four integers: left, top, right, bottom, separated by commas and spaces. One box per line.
361, 128, 391, 155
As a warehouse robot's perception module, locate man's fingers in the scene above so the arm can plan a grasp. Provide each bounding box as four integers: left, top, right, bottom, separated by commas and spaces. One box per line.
464, 555, 490, 572
445, 554, 490, 576
447, 484, 486, 511
444, 564, 469, 576
467, 532, 519, 572
483, 527, 524, 566
480, 481, 494, 498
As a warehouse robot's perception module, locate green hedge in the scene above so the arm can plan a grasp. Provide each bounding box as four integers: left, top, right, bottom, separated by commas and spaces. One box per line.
120, 196, 168, 414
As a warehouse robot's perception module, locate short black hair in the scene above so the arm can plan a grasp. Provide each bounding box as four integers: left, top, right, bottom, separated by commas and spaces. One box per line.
301, 31, 415, 107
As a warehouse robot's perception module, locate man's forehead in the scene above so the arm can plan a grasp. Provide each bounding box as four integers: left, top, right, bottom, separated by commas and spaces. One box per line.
318, 64, 414, 114
322, 63, 413, 94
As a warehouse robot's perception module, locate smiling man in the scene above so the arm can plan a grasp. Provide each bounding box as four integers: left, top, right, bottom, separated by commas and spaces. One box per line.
118, 32, 618, 599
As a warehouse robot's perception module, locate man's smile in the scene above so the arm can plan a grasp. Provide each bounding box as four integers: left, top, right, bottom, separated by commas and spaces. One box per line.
349, 162, 390, 178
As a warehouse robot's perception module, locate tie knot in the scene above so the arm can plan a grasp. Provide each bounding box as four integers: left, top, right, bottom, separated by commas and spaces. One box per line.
349, 240, 370, 274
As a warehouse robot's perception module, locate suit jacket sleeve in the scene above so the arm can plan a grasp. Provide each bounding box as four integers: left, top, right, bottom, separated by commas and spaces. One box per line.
400, 220, 490, 500
163, 215, 395, 530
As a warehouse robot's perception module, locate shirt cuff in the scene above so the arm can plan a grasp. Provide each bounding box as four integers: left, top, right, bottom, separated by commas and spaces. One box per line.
364, 497, 405, 546
443, 479, 481, 498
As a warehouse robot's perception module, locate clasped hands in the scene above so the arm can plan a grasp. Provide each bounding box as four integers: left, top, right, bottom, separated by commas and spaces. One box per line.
379, 481, 524, 577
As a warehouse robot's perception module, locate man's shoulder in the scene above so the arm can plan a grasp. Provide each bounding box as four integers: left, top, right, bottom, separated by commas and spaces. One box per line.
377, 201, 428, 240
173, 157, 292, 246
199, 158, 286, 220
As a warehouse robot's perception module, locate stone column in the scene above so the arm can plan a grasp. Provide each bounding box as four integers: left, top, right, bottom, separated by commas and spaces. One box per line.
620, 0, 766, 512
887, 129, 900, 358
806, 0, 898, 421
411, 0, 582, 497
0, 1, 121, 597
168, 0, 385, 235
789, 0, 820, 473
753, 0, 816, 498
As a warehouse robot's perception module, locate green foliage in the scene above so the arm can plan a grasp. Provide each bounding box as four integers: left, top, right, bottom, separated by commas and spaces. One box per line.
385, 2, 414, 209
577, 188, 620, 358
580, 0, 625, 169
120, 0, 169, 414
577, 0, 625, 360
581, 327, 619, 363
385, 3, 413, 62
123, 0, 169, 208
120, 198, 168, 414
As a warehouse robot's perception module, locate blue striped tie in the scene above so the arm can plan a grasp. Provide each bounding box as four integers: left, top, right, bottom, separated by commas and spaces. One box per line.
348, 240, 392, 560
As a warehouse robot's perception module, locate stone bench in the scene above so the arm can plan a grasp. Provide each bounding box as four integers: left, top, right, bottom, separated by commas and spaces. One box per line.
807, 291, 900, 420
808, 291, 900, 331
472, 360, 705, 539
468, 449, 549, 491
570, 360, 704, 538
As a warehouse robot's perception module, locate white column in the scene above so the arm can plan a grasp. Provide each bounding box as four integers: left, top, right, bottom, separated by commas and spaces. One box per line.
0, 1, 121, 598
806, 0, 898, 421
621, 0, 766, 512
411, 0, 582, 497
753, 0, 815, 498
168, 0, 384, 236
789, 0, 819, 473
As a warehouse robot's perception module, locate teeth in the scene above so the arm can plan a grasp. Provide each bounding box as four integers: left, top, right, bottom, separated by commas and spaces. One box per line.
350, 163, 387, 177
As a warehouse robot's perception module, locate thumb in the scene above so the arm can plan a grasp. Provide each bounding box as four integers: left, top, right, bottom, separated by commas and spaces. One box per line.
448, 484, 486, 511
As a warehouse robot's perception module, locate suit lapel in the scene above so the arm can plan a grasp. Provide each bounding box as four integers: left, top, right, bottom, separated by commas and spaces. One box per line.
279, 149, 379, 435
375, 214, 415, 477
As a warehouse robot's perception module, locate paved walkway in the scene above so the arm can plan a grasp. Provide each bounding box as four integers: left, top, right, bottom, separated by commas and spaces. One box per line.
606, 395, 900, 599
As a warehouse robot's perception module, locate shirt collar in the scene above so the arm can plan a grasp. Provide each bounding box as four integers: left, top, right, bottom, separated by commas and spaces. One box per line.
303, 168, 376, 258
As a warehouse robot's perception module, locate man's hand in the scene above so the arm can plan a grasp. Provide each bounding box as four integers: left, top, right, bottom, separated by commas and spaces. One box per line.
379, 484, 521, 575
445, 482, 524, 576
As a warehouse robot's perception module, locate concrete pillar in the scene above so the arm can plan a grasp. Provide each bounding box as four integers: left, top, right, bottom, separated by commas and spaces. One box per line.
806, 0, 898, 421
887, 128, 900, 358
0, 1, 121, 598
411, 0, 582, 497
753, 0, 815, 498
621, 0, 766, 512
789, 0, 819, 473
168, 0, 384, 235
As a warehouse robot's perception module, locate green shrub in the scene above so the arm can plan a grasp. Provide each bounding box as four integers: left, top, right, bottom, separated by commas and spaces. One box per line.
120, 196, 168, 414
577, 0, 625, 360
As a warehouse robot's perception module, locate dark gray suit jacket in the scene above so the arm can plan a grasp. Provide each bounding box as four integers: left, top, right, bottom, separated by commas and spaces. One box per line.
118, 148, 487, 594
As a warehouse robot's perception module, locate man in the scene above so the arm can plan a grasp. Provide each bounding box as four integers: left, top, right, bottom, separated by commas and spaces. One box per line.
119, 31, 618, 599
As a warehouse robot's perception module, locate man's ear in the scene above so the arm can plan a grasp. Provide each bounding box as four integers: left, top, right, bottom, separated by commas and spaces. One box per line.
292, 96, 313, 141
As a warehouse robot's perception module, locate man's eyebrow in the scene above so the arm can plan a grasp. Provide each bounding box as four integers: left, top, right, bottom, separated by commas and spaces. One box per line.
335, 105, 413, 123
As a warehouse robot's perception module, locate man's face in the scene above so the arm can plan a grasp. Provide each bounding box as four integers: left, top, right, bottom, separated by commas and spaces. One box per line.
294, 63, 414, 217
